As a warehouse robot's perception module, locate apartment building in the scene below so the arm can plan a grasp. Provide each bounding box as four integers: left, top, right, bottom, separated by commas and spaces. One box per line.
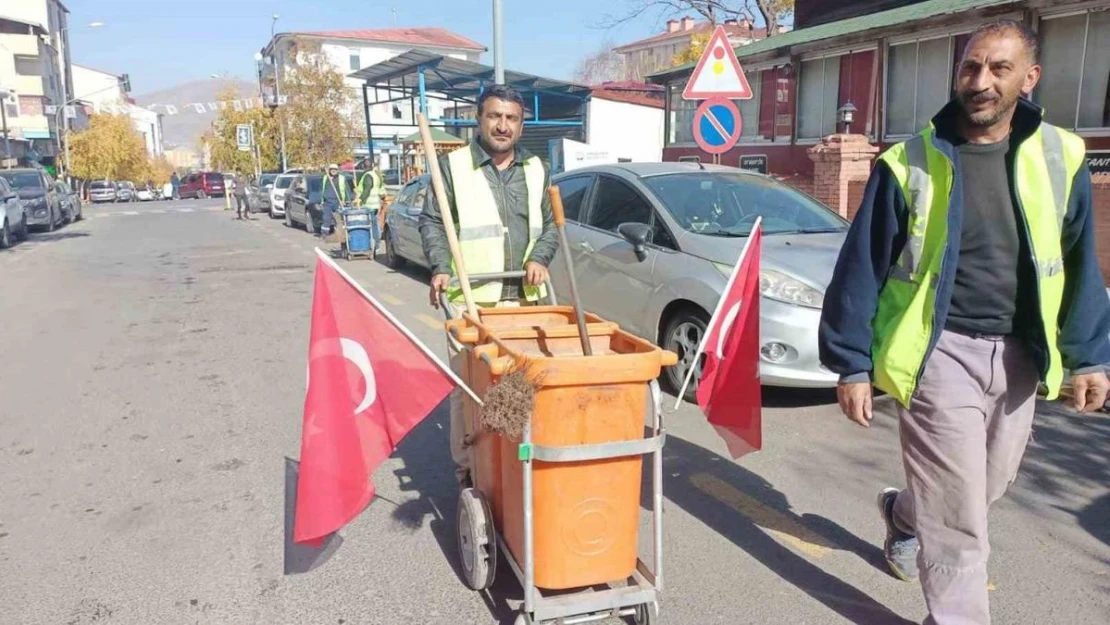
72, 64, 163, 156
615, 16, 780, 80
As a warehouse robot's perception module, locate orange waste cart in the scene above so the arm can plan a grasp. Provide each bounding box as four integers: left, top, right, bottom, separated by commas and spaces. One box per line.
441, 272, 676, 625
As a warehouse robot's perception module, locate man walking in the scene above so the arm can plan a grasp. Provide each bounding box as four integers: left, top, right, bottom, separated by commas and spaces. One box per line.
355, 161, 386, 251
233, 171, 250, 220
819, 20, 1110, 625
320, 164, 351, 239
419, 84, 559, 488
170, 171, 180, 201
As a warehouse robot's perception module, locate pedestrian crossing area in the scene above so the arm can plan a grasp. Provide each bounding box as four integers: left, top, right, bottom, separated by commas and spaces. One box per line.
91, 205, 226, 218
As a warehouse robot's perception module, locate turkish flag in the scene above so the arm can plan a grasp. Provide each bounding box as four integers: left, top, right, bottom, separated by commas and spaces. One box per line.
696, 224, 762, 458
294, 255, 455, 545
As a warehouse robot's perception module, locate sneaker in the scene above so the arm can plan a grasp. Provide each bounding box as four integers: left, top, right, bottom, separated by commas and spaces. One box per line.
877, 487, 919, 581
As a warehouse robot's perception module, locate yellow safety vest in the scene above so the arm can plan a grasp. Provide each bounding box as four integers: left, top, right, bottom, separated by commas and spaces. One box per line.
323, 175, 348, 203
356, 170, 384, 210
872, 121, 1086, 407
444, 146, 547, 305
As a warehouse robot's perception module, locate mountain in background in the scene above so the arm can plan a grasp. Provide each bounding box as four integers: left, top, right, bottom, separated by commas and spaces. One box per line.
133, 78, 256, 150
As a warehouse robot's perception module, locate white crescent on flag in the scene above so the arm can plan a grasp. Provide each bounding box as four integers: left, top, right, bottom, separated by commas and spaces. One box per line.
716, 299, 742, 359
306, 337, 377, 414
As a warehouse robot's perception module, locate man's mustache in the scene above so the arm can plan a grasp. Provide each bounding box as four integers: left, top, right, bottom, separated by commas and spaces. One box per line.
962, 91, 999, 104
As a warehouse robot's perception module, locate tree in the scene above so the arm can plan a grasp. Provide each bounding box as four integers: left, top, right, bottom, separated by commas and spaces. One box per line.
276, 38, 360, 169
67, 113, 149, 182
147, 155, 175, 186
601, 1, 794, 36
574, 43, 637, 84
206, 86, 280, 175
673, 31, 712, 66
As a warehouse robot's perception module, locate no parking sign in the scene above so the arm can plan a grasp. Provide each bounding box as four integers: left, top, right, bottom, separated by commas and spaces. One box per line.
683, 25, 754, 156
693, 98, 742, 155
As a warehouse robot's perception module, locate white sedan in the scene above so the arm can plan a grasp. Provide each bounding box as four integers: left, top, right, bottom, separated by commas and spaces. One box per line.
269, 174, 295, 218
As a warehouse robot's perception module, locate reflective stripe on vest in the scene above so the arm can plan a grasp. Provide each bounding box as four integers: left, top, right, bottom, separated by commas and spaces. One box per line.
444, 146, 546, 304
873, 122, 1085, 406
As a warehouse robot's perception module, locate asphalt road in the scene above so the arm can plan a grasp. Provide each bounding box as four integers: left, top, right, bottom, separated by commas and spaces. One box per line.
1, 198, 1107, 625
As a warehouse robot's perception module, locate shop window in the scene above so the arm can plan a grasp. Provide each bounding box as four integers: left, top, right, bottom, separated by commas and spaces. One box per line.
737, 70, 763, 140
886, 36, 954, 137
667, 81, 698, 144
797, 56, 841, 140
1036, 10, 1110, 130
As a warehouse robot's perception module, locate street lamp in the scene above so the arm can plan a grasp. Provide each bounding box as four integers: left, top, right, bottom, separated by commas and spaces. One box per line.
838, 101, 858, 134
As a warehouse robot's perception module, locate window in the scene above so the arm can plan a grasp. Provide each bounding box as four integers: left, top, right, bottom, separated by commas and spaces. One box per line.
14, 55, 38, 76
349, 49, 361, 71
738, 70, 763, 139
2, 91, 18, 118
797, 56, 842, 140
668, 82, 697, 143
587, 177, 652, 233
554, 175, 592, 222
392, 105, 403, 120
411, 181, 429, 209
886, 36, 955, 136
1037, 10, 1110, 130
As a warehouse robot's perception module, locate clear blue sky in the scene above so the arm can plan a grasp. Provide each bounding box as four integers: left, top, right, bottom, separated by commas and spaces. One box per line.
65, 0, 678, 94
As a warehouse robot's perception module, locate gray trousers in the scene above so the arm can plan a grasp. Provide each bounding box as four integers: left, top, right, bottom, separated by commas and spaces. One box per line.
892, 330, 1039, 625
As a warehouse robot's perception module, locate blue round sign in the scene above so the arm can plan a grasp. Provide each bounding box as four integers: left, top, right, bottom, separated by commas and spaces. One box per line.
693, 97, 742, 155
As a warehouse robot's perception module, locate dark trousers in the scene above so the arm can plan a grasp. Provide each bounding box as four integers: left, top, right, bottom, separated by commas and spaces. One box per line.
235, 195, 249, 217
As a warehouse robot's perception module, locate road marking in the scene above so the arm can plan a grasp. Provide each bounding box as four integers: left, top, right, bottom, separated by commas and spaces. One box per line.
94, 214, 111, 219
689, 472, 834, 559
380, 293, 403, 306
173, 208, 195, 213
415, 313, 444, 330
122, 211, 140, 216
149, 209, 165, 214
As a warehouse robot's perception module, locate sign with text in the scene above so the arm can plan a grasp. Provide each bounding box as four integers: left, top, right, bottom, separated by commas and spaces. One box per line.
1087, 150, 1110, 176
739, 154, 768, 174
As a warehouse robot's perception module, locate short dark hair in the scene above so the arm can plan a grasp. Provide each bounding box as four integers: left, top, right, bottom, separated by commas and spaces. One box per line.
964, 19, 1040, 64
477, 84, 525, 116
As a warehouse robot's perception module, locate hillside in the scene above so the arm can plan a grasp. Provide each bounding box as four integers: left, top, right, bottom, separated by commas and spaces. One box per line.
133, 78, 256, 150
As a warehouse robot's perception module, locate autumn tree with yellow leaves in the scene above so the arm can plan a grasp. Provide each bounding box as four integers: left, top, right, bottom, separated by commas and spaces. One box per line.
277, 38, 359, 169
67, 113, 150, 182
206, 86, 280, 175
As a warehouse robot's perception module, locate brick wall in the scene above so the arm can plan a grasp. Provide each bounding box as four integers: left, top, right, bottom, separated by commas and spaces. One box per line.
846, 179, 867, 221
1094, 176, 1110, 284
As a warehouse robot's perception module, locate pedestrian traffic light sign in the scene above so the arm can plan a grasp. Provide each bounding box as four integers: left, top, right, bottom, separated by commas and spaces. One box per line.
683, 25, 754, 100
236, 124, 253, 152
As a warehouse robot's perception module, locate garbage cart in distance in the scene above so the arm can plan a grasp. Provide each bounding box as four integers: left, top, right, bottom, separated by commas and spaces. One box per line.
442, 272, 677, 625
336, 207, 378, 261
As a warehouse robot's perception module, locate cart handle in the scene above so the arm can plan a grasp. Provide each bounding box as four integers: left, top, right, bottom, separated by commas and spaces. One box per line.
438, 271, 558, 321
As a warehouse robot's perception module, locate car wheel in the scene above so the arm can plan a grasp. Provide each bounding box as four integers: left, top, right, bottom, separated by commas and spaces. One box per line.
284, 209, 293, 228
46, 208, 56, 232
382, 227, 405, 269
305, 210, 315, 234
198, 189, 207, 200
65, 206, 75, 225
18, 214, 29, 241
0, 219, 10, 249
662, 307, 710, 403
76, 204, 83, 221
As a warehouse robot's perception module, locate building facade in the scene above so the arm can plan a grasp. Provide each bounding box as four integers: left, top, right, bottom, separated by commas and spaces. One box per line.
616, 16, 776, 80
71, 64, 163, 157
259, 27, 486, 166
0, 0, 73, 168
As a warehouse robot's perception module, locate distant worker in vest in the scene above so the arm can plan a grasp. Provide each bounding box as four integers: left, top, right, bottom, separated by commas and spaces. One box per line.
320, 163, 352, 239
819, 20, 1110, 625
355, 160, 386, 250
419, 84, 559, 488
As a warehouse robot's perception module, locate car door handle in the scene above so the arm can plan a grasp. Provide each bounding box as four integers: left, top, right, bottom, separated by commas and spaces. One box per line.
578, 241, 594, 253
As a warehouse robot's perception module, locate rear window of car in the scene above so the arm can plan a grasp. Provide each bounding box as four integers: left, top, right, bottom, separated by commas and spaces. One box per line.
275, 176, 293, 189
90, 181, 113, 189
205, 173, 224, 183
0, 172, 43, 189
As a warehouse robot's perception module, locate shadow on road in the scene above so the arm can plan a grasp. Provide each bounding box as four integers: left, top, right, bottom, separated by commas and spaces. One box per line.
388, 401, 519, 624
30, 230, 92, 243
282, 457, 344, 575
648, 433, 916, 624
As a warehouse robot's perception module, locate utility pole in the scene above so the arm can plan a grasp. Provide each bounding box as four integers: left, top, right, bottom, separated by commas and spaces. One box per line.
270, 13, 288, 172
493, 0, 504, 84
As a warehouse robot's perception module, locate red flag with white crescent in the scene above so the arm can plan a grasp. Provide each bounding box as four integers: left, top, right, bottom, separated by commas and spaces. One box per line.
294, 254, 457, 545
695, 223, 762, 457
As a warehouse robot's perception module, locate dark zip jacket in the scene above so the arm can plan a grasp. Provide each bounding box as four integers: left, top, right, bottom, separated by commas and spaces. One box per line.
819, 98, 1110, 384
419, 139, 559, 301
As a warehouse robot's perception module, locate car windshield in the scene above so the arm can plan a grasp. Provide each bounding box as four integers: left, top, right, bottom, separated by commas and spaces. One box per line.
0, 172, 43, 190
642, 172, 848, 236
260, 174, 277, 186
275, 176, 293, 189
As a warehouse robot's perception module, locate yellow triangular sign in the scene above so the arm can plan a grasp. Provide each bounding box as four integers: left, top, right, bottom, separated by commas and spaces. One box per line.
683, 25, 754, 100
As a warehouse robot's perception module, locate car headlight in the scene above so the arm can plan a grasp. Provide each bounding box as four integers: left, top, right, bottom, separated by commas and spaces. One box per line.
713, 263, 823, 308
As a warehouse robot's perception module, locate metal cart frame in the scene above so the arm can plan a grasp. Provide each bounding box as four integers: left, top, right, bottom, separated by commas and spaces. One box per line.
442, 272, 665, 625
335, 206, 379, 262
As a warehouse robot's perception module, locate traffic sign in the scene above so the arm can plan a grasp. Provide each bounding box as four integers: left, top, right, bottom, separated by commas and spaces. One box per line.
692, 97, 742, 155
683, 25, 754, 100
236, 124, 253, 152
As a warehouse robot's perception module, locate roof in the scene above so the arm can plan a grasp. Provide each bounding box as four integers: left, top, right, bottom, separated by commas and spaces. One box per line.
615, 20, 768, 52
295, 27, 485, 51
648, 0, 1019, 82
590, 88, 665, 109
398, 127, 466, 144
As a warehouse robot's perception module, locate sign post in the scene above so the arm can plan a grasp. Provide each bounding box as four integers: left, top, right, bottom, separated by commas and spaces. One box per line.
236, 124, 253, 152
682, 25, 754, 163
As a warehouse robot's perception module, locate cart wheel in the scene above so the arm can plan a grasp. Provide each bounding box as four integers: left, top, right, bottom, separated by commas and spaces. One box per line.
512, 610, 533, 625
632, 601, 658, 625
457, 488, 497, 591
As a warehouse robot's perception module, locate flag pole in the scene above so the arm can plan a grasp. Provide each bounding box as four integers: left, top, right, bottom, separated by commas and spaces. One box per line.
313, 248, 484, 406
673, 216, 762, 411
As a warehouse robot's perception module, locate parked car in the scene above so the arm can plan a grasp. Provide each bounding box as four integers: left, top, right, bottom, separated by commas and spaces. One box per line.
381, 175, 432, 269
269, 173, 296, 218
161, 182, 175, 199
283, 174, 327, 234
250, 173, 278, 214
115, 181, 137, 203
0, 168, 63, 232
89, 179, 117, 203
53, 181, 83, 223
178, 171, 226, 199
546, 163, 849, 400
135, 184, 156, 201
0, 176, 29, 248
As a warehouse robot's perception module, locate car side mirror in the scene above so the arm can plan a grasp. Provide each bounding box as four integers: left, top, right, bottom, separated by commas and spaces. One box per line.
618, 222, 652, 262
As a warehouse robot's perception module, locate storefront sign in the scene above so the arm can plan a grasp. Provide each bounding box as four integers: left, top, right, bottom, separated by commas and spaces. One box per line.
739, 154, 768, 174
1087, 150, 1110, 176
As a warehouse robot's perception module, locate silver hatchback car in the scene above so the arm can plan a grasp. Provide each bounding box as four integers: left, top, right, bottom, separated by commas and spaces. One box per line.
549, 163, 848, 401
